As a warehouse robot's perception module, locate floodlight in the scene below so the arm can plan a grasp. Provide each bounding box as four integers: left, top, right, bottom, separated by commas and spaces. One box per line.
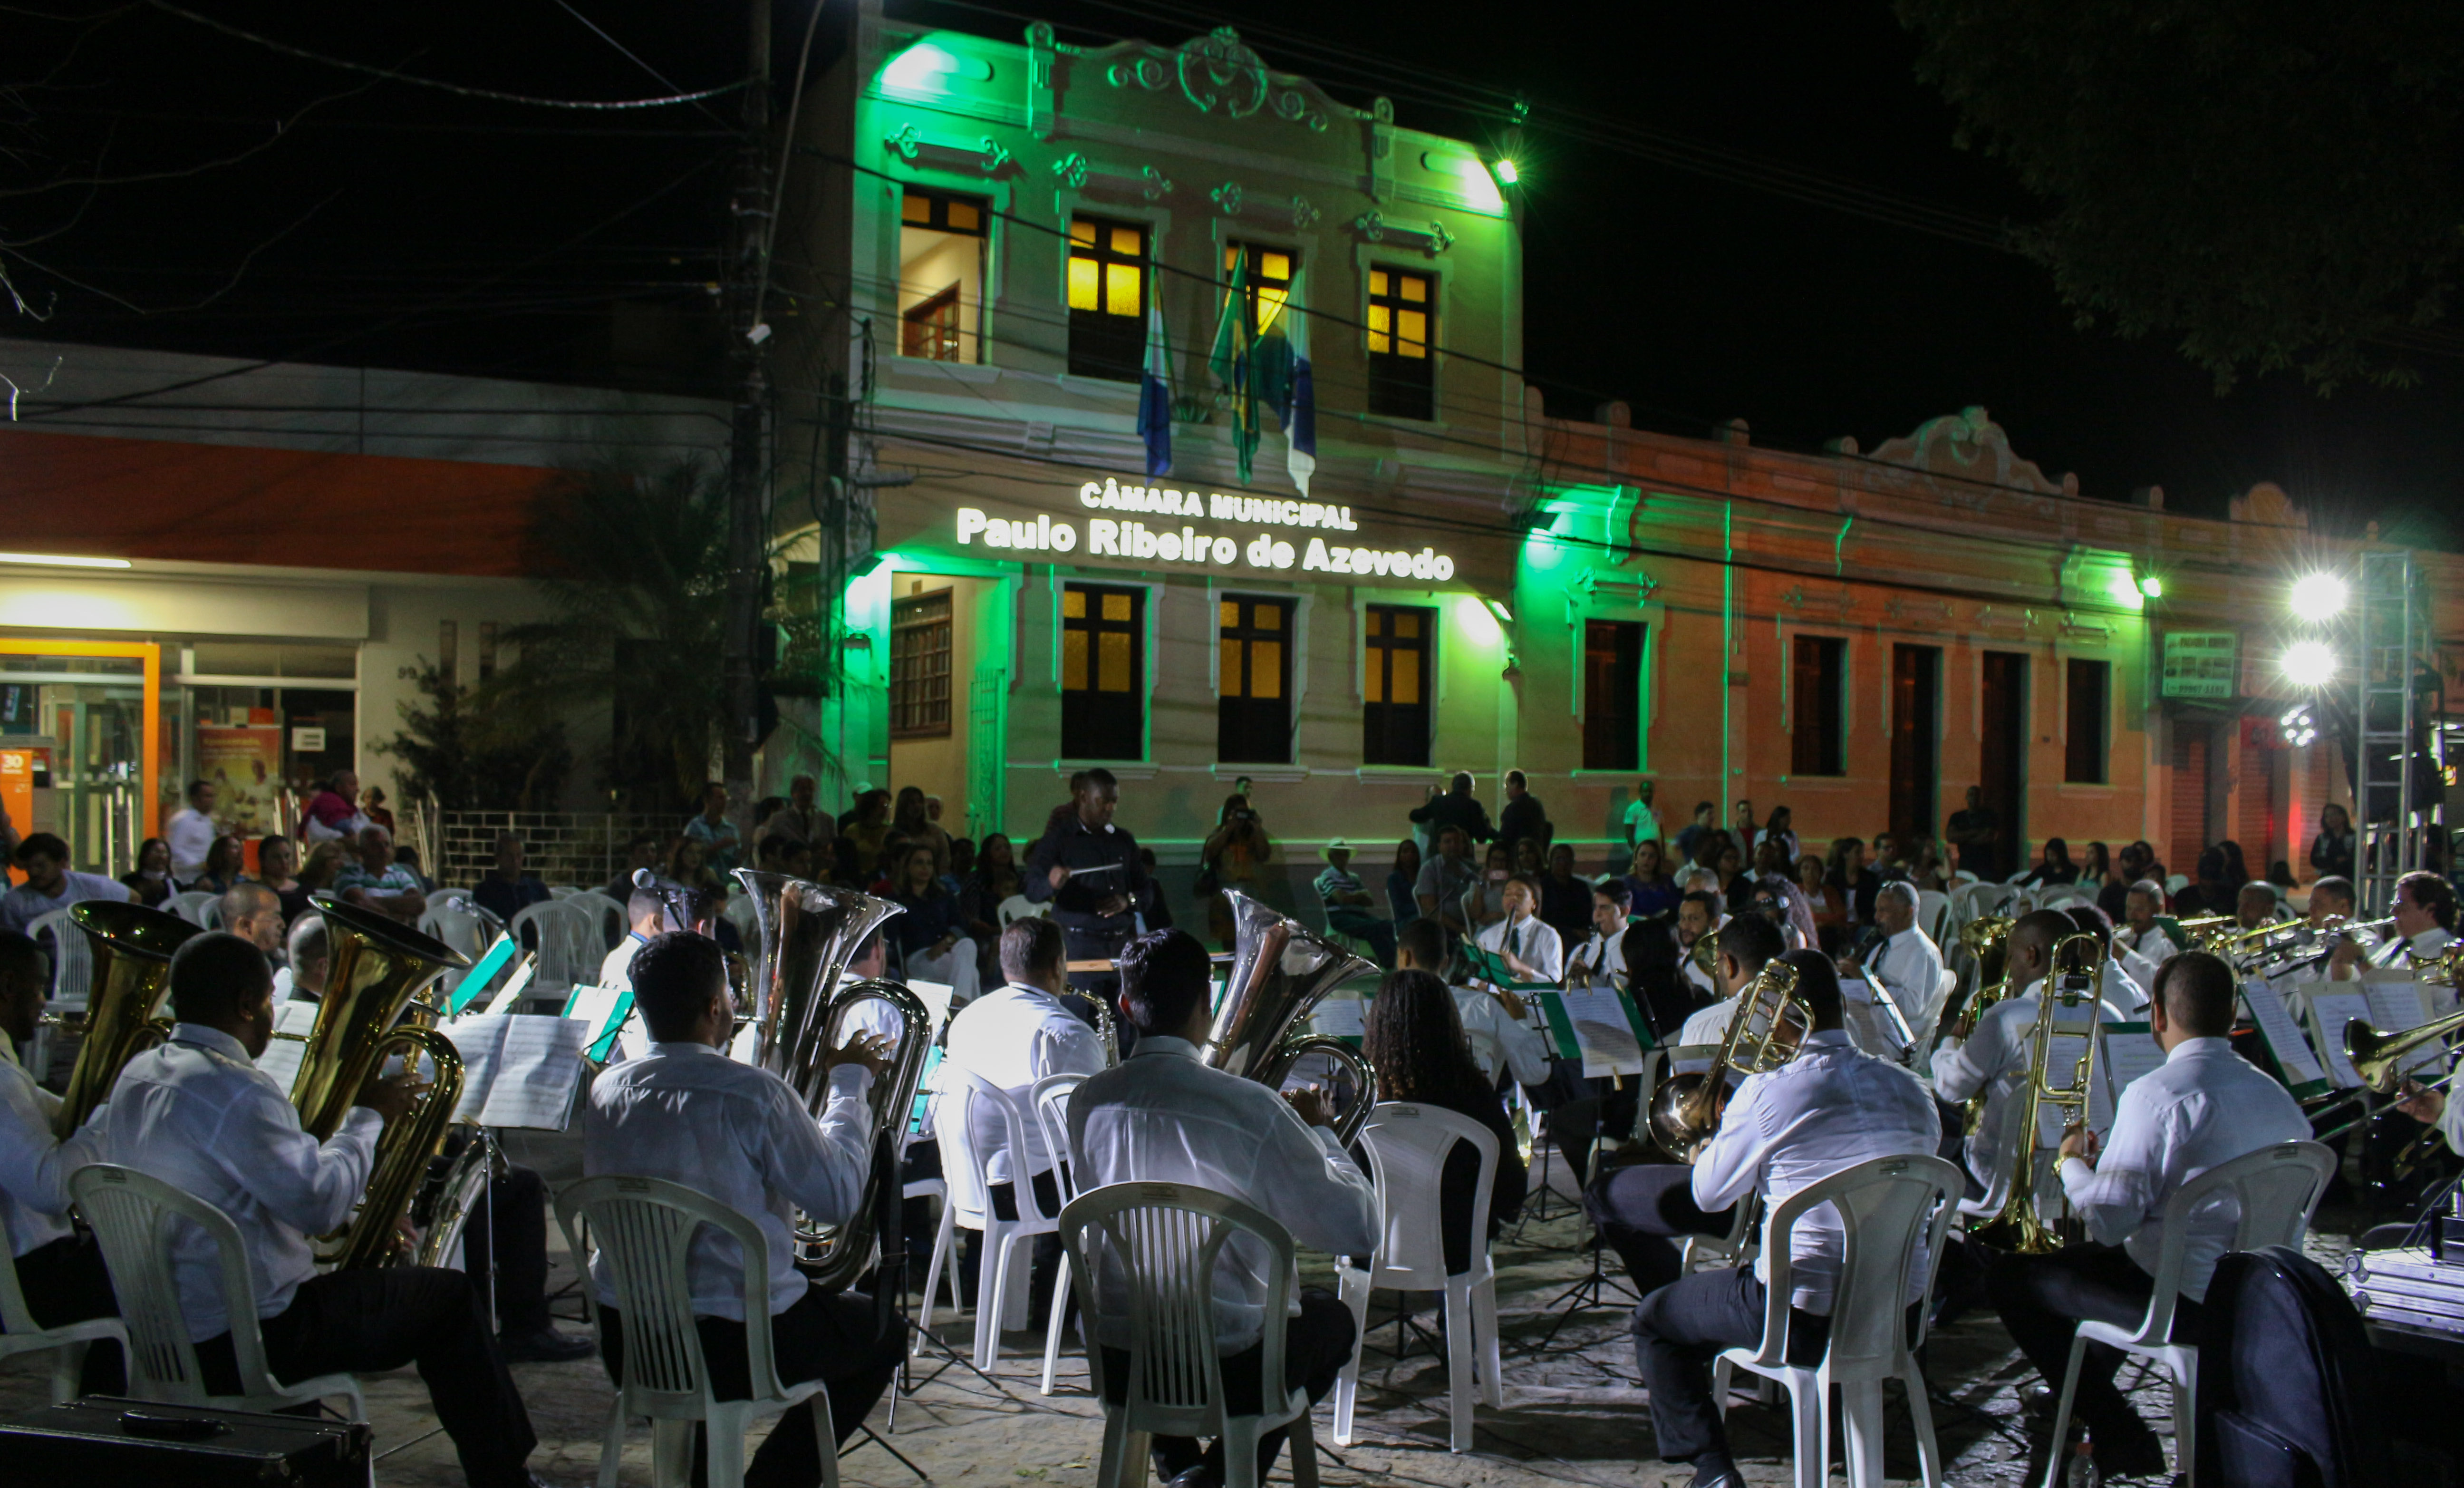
2289, 571, 2348, 619
2279, 704, 2318, 748
1493, 158, 1520, 185
2137, 574, 2163, 599
2280, 640, 2338, 688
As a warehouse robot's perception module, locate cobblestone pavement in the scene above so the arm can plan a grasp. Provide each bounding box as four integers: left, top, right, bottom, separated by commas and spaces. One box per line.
0, 1134, 2370, 1487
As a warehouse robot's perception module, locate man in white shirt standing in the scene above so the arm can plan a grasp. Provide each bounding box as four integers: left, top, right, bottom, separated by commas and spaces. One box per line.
93, 932, 544, 1488
1933, 911, 2127, 1206
1622, 777, 1662, 860
165, 778, 219, 883
941, 917, 1106, 1325
1632, 950, 1942, 1488
1069, 929, 1378, 1488
1853, 880, 1944, 1032
0, 930, 121, 1393
584, 931, 903, 1488
1987, 949, 2309, 1479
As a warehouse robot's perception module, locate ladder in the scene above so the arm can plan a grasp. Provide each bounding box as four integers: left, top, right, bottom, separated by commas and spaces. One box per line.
2352, 550, 2440, 914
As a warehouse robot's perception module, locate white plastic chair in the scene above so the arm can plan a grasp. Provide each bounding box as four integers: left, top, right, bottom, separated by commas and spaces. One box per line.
996, 895, 1049, 927
169, 890, 219, 927
1908, 967, 1961, 1059
511, 898, 605, 995
1029, 1071, 1090, 1395
1333, 1102, 1501, 1452
570, 889, 629, 951
2038, 1140, 2335, 1488
2164, 873, 2190, 896
548, 885, 581, 899
25, 907, 93, 1080
68, 1164, 363, 1419
1711, 1153, 1963, 1488
556, 1174, 839, 1488
1915, 889, 1952, 946
1058, 1182, 1323, 1488
0, 1227, 126, 1402
918, 1066, 1065, 1371
1681, 1188, 1764, 1276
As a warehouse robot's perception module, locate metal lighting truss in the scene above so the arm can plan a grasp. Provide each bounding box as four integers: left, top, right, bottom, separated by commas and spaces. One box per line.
2354, 550, 2443, 913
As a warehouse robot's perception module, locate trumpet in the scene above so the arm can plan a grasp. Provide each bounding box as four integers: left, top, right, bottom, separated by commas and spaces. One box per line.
2264, 916, 2398, 977
1648, 958, 1808, 1162
1969, 932, 2107, 1255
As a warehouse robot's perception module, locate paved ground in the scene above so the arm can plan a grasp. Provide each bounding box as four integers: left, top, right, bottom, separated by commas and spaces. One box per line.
0, 1133, 2375, 1487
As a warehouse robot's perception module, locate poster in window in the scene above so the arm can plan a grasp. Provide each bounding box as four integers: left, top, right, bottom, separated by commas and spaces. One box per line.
197, 726, 285, 837
2160, 631, 2238, 700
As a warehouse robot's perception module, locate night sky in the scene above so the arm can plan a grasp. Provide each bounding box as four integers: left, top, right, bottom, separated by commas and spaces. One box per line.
6, 1, 2459, 548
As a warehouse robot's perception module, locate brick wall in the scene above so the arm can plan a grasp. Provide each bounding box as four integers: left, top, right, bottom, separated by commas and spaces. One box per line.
436, 810, 676, 891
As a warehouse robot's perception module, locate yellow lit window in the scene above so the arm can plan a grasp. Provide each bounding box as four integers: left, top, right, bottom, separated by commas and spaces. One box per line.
1067, 257, 1099, 311
1063, 589, 1086, 619
1102, 592, 1132, 622
1104, 262, 1141, 317
902, 194, 932, 224
1366, 266, 1436, 419
1068, 216, 1147, 380
1070, 219, 1096, 246
1063, 629, 1088, 691
1110, 226, 1141, 256
947, 200, 981, 232
1224, 243, 1298, 335
1367, 304, 1390, 354
1099, 632, 1132, 691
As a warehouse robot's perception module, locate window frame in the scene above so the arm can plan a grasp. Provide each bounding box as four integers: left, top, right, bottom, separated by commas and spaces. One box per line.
1058, 581, 1149, 760
1365, 262, 1438, 420
1580, 618, 1646, 772
888, 590, 955, 739
895, 185, 992, 367
1788, 632, 1848, 778
1215, 593, 1295, 765
1221, 240, 1301, 338
2064, 655, 2112, 785
1361, 602, 1435, 768
1065, 212, 1151, 382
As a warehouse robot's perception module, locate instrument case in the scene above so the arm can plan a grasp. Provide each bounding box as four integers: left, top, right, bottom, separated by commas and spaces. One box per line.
0, 1397, 372, 1484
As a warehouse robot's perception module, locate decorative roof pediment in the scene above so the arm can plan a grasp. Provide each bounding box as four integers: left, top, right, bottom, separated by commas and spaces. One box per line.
1053, 25, 1363, 135
1865, 406, 2075, 498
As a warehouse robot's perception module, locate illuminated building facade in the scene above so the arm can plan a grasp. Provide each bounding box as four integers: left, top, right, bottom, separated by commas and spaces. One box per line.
779, 8, 2456, 887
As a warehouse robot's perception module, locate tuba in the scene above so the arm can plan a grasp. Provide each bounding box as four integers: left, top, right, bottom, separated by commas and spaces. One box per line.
50, 901, 203, 1138
1205, 890, 1381, 1144
1649, 957, 1808, 1161
1969, 933, 2106, 1255
288, 895, 473, 1270
734, 869, 932, 1288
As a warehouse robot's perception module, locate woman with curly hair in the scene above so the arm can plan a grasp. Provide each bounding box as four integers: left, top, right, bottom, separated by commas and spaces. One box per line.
1358, 968, 1528, 1270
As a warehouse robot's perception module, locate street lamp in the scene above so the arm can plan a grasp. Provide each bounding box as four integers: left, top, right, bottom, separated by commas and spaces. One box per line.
2289, 571, 2349, 621
2279, 704, 2319, 748
2281, 639, 2338, 688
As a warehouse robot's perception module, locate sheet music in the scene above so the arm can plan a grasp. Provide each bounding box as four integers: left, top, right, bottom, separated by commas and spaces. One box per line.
1666, 1041, 1719, 1076
2098, 1024, 2165, 1125
1839, 973, 1876, 1004
1559, 985, 1644, 1077
254, 1001, 321, 1092
562, 982, 623, 1031
2305, 992, 2373, 1088
2242, 977, 2329, 1089
1309, 997, 1365, 1039
441, 1014, 589, 1130
480, 955, 536, 1014
904, 978, 956, 1035
2363, 983, 2443, 1079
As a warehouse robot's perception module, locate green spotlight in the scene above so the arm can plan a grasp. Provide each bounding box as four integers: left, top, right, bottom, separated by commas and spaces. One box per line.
1493, 158, 1520, 185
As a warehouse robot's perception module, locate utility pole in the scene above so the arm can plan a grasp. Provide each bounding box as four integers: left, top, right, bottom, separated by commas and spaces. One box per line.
720, 0, 773, 819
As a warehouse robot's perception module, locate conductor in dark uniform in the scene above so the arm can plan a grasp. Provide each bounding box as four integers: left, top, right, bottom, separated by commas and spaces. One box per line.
1024, 768, 1148, 1009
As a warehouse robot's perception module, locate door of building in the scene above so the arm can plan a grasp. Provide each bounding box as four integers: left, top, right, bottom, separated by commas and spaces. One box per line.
2169, 722, 2211, 875
1889, 644, 1941, 849
1979, 651, 2029, 879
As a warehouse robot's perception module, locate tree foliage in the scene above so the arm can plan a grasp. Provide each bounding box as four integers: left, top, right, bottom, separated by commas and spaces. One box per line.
376, 659, 570, 811
1896, 0, 2464, 389
487, 460, 731, 809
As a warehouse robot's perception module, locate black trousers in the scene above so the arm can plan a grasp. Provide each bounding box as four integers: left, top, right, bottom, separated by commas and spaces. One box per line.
197, 1266, 535, 1488
1633, 1265, 1872, 1464
1544, 1075, 1639, 1182
1585, 1161, 1734, 1297
1100, 1287, 1355, 1480
599, 1281, 904, 1488
9, 1232, 125, 1394
458, 1164, 554, 1335
1985, 1243, 2196, 1443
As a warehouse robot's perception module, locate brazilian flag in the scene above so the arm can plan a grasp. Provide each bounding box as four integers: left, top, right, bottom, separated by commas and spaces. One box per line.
1208, 252, 1259, 485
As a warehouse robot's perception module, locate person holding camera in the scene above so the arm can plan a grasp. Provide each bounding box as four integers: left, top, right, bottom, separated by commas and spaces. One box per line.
1200, 794, 1278, 952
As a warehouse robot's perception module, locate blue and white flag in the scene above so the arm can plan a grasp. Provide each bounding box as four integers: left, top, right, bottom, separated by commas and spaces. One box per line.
1138, 293, 1172, 477
1284, 304, 1315, 498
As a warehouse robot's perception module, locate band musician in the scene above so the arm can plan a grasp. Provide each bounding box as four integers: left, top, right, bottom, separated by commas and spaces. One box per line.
90, 932, 542, 1487
1986, 950, 2307, 1478
1068, 929, 1376, 1488
583, 932, 905, 1488
1630, 951, 1941, 1488
2327, 869, 2454, 981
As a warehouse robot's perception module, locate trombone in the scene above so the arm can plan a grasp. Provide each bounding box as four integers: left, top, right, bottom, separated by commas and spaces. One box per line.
1647, 958, 1809, 1161
1970, 932, 2107, 1254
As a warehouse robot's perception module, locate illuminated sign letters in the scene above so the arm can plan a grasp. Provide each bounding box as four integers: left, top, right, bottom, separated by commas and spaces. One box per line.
950, 476, 1457, 581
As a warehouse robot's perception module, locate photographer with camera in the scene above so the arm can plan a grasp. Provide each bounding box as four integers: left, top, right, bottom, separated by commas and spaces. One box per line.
1200, 793, 1279, 952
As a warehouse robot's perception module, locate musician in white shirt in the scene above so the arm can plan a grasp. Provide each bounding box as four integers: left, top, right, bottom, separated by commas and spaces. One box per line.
1852, 881, 1943, 1031
0, 931, 120, 1392
1675, 910, 1786, 1049
1987, 950, 2309, 1479
1675, 880, 1723, 1001
1632, 950, 1942, 1488
92, 933, 544, 1488
583, 931, 904, 1488
939, 917, 1106, 1325
2328, 869, 2454, 981
1069, 929, 1377, 1488
1396, 920, 1549, 1088
1933, 912, 2127, 1201
1473, 873, 1564, 984
2113, 880, 2178, 966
